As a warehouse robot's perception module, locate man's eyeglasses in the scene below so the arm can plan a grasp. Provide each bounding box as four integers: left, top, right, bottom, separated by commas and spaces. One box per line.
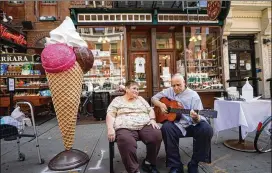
172, 84, 181, 87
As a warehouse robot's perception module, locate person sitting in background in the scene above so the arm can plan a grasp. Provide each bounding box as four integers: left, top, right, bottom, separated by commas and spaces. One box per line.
151, 74, 213, 173
106, 80, 162, 173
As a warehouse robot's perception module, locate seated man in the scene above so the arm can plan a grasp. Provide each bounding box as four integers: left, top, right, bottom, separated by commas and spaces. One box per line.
151, 74, 213, 173
106, 80, 162, 173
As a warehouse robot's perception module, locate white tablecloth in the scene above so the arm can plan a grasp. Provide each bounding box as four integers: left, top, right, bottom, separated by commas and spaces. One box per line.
214, 99, 271, 139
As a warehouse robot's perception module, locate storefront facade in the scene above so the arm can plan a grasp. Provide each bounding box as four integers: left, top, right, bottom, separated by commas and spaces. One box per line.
1, 1, 231, 109
70, 1, 230, 108
222, 1, 271, 98
0, 1, 58, 114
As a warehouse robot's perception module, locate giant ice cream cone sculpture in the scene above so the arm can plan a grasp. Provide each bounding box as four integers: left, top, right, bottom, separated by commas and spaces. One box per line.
41, 17, 94, 170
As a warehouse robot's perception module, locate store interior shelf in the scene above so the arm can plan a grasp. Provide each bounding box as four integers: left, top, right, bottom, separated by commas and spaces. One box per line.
181, 59, 218, 61
187, 66, 217, 68
0, 85, 49, 90
0, 75, 47, 79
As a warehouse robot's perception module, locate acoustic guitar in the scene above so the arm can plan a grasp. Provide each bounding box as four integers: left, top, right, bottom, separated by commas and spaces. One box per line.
154, 97, 217, 123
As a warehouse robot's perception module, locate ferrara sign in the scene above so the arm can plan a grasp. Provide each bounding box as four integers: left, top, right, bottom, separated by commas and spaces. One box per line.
0, 53, 41, 63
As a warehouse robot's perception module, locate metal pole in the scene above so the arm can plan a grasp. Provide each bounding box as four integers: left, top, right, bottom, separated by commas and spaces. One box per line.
120, 34, 123, 85
9, 91, 14, 114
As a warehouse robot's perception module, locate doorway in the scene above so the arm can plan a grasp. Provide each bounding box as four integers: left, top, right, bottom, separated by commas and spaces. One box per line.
228, 36, 258, 96
129, 52, 152, 99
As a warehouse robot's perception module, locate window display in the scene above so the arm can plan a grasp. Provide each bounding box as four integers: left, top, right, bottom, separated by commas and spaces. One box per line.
0, 56, 51, 108
156, 33, 173, 49
159, 53, 173, 89
131, 53, 148, 92
182, 26, 223, 90
78, 26, 126, 92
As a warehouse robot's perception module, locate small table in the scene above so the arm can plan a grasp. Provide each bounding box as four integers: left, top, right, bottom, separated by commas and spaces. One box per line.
214, 99, 271, 152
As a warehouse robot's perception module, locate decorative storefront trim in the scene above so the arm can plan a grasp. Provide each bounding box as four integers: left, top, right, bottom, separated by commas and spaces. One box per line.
157, 14, 218, 23
77, 13, 152, 23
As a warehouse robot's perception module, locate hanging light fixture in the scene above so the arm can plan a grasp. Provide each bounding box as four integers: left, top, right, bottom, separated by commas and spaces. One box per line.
105, 37, 110, 42
98, 37, 103, 43
98, 36, 110, 43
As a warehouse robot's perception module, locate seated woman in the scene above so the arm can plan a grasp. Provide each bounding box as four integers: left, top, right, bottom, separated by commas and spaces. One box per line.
106, 80, 162, 173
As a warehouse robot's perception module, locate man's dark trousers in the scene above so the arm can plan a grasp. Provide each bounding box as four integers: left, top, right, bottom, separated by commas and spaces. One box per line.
161, 121, 213, 168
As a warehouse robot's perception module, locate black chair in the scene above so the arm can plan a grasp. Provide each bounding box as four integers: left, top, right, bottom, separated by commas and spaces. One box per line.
92, 91, 110, 120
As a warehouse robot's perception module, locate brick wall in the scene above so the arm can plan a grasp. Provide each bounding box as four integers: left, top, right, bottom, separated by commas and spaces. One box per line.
24, 1, 70, 54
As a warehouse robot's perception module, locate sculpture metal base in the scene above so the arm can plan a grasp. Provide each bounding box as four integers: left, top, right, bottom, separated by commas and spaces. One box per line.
48, 149, 89, 171
224, 139, 256, 152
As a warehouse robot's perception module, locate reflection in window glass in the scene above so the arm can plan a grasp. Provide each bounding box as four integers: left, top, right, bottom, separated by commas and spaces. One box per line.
79, 26, 126, 91
156, 33, 173, 49
159, 54, 172, 88
8, 1, 24, 4
110, 43, 117, 54
175, 32, 185, 77
131, 36, 148, 50
42, 0, 56, 3
184, 26, 222, 90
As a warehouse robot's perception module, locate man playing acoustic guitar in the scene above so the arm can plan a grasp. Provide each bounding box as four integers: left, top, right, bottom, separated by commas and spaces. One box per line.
151, 73, 213, 173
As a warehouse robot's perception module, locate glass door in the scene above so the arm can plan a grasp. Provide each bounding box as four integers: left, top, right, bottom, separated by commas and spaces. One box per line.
129, 52, 151, 98
158, 52, 174, 90
228, 37, 257, 95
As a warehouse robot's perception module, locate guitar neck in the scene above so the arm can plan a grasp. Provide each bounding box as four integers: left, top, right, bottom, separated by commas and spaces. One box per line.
169, 108, 196, 114
168, 108, 217, 118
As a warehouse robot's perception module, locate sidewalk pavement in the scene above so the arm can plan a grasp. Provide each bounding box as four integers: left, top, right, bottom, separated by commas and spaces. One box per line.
1, 118, 271, 173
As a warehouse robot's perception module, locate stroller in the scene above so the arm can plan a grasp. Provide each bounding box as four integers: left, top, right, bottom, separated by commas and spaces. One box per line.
0, 101, 44, 164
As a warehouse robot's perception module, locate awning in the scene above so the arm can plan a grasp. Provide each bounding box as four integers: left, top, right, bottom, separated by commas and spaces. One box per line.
70, 1, 230, 26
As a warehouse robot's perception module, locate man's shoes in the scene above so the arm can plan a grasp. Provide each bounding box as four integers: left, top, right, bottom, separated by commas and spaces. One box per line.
141, 159, 160, 173
169, 166, 184, 173
187, 161, 199, 173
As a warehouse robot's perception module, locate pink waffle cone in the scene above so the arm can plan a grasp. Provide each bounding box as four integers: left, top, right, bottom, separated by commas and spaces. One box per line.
46, 62, 83, 150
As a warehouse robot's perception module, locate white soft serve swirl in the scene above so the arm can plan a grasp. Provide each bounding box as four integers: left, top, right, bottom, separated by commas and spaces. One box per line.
45, 16, 88, 48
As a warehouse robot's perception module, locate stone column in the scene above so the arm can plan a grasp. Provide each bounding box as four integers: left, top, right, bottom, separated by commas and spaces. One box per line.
260, 8, 271, 98
222, 8, 233, 88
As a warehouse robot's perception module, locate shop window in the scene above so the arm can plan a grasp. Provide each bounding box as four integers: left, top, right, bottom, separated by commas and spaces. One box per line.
41, 0, 56, 4
131, 35, 148, 50
184, 26, 222, 90
156, 33, 173, 49
78, 26, 126, 91
95, 44, 102, 51
175, 32, 183, 50
159, 54, 173, 89
110, 43, 118, 54
8, 1, 24, 4
107, 27, 113, 34
93, 27, 105, 35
